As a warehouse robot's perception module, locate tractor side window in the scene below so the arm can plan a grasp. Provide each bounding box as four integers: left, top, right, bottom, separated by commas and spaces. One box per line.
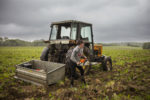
51, 25, 58, 40
71, 24, 77, 40
80, 26, 92, 42
60, 26, 71, 39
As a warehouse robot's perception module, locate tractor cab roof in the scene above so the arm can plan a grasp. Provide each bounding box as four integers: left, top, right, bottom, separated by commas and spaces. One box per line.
51, 20, 92, 25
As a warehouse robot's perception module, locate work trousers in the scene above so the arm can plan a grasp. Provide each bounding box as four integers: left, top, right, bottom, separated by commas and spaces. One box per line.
70, 60, 84, 85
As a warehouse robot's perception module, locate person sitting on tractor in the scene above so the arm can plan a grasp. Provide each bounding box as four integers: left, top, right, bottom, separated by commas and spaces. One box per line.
70, 40, 86, 86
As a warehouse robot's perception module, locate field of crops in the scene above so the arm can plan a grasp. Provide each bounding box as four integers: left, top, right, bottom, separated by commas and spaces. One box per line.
0, 46, 150, 100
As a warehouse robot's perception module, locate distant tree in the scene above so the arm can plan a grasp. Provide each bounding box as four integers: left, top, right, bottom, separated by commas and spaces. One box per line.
0, 37, 3, 41
143, 42, 150, 49
0, 37, 3, 46
4, 37, 8, 41
32, 39, 46, 46
1, 39, 31, 46
127, 42, 140, 47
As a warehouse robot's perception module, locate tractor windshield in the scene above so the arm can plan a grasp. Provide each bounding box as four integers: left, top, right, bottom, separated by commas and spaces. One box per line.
80, 25, 92, 42
50, 24, 71, 40
50, 25, 58, 40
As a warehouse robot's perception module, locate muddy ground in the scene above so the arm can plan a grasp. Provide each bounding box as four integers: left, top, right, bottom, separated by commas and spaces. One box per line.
1, 60, 150, 100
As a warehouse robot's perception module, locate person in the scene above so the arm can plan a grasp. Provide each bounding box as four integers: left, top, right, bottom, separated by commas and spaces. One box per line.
70, 40, 86, 86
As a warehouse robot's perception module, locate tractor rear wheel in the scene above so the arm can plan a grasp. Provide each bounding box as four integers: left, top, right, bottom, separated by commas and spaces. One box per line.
40, 47, 49, 61
83, 46, 91, 74
102, 57, 112, 71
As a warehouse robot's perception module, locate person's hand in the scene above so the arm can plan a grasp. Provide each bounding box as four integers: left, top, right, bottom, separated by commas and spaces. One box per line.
77, 62, 80, 65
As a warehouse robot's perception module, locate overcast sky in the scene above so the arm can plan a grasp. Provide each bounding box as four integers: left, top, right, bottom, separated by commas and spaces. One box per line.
0, 0, 150, 43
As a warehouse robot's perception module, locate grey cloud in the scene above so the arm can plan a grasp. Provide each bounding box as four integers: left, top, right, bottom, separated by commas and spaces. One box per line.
0, 0, 150, 42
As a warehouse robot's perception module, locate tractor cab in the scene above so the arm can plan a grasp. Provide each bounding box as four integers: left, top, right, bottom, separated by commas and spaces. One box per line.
49, 20, 93, 45
47, 20, 95, 63
46, 20, 103, 64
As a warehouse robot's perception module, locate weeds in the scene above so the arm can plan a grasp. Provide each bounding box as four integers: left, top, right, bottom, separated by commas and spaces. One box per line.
0, 46, 150, 100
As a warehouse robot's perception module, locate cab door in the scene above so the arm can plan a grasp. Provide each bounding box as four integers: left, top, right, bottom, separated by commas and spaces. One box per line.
79, 23, 94, 56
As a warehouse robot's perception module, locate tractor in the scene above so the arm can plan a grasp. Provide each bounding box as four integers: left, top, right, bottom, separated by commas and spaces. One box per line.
15, 20, 112, 86
40, 20, 112, 75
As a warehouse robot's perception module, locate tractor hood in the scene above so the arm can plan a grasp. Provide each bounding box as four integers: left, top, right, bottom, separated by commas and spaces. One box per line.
49, 39, 90, 44
50, 39, 71, 44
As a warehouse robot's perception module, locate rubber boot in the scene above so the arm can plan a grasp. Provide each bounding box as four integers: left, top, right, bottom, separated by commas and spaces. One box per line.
81, 76, 86, 84
70, 77, 74, 87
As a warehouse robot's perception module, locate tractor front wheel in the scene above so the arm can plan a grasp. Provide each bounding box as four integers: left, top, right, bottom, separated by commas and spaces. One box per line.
102, 57, 112, 71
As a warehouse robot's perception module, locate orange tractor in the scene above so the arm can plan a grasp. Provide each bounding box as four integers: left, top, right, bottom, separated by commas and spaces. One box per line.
41, 20, 112, 75
15, 20, 112, 86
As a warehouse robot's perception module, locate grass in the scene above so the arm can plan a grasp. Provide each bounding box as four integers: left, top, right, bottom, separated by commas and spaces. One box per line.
103, 46, 150, 65
0, 47, 44, 99
0, 46, 150, 100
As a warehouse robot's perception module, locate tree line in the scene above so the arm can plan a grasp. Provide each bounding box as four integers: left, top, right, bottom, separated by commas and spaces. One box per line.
95, 42, 150, 49
0, 37, 150, 49
0, 37, 46, 46
143, 42, 150, 49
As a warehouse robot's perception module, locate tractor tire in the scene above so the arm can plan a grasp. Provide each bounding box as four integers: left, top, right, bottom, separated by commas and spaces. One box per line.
65, 61, 71, 78
102, 56, 112, 71
65, 47, 74, 78
40, 47, 49, 61
83, 46, 91, 74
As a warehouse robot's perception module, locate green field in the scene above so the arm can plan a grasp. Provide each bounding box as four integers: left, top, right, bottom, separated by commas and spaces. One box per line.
0, 46, 150, 100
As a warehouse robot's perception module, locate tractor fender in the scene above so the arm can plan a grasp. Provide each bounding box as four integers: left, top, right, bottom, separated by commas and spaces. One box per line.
40, 46, 49, 61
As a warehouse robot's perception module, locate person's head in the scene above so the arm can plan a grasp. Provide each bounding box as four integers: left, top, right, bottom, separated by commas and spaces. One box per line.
77, 40, 84, 48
